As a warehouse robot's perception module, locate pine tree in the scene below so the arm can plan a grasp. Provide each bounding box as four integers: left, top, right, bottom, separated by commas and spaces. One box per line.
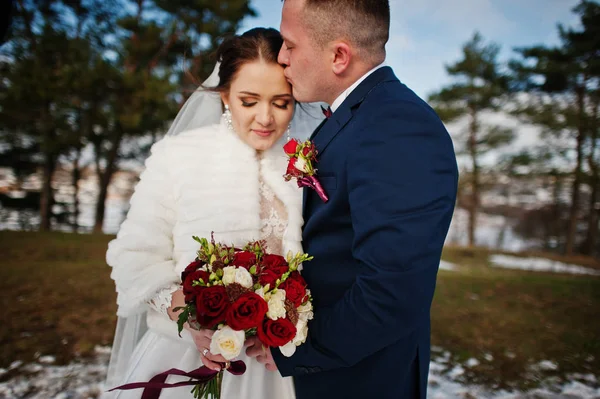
429, 32, 514, 247
510, 0, 600, 255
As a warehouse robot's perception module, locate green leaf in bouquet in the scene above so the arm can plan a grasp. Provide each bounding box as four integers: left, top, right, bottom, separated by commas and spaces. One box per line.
176, 306, 190, 337
249, 265, 257, 275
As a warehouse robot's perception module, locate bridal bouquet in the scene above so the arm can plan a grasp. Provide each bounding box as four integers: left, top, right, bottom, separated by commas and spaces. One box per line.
176, 234, 314, 398
110, 234, 313, 399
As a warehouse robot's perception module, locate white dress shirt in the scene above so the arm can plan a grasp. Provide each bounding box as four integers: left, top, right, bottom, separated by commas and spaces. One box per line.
330, 62, 387, 112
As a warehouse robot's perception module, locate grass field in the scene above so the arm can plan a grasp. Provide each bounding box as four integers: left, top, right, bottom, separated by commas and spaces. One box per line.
0, 231, 598, 391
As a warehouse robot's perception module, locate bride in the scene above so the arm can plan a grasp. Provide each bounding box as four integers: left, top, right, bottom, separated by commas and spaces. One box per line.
102, 27, 320, 398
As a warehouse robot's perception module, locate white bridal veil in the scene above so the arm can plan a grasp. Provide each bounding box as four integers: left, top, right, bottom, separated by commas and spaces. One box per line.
105, 62, 323, 389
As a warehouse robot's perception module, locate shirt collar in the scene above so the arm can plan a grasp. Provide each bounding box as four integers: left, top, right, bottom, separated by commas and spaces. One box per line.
330, 62, 386, 112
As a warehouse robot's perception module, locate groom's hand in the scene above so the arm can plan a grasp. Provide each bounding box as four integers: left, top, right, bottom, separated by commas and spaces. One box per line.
245, 336, 278, 372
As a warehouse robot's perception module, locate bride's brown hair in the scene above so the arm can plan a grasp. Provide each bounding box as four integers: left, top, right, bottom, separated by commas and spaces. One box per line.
210, 28, 284, 93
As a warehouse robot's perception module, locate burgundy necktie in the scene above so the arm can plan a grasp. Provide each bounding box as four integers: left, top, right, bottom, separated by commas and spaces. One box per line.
321, 105, 332, 118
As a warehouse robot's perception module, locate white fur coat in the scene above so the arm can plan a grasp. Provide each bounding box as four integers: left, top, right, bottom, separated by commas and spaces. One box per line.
106, 121, 304, 317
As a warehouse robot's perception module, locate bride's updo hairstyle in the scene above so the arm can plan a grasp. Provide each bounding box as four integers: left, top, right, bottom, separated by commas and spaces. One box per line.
210, 28, 284, 94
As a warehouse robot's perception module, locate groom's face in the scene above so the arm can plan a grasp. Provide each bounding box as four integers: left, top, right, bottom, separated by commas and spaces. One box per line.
279, 0, 329, 103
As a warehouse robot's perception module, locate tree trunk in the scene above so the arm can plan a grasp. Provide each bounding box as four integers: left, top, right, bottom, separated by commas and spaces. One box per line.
71, 149, 81, 233
565, 88, 586, 255
468, 106, 479, 247
550, 171, 563, 251
93, 128, 123, 233
584, 181, 598, 255
583, 97, 599, 256
39, 153, 56, 231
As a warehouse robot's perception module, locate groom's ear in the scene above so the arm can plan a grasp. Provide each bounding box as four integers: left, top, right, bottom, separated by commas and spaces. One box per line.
331, 42, 352, 76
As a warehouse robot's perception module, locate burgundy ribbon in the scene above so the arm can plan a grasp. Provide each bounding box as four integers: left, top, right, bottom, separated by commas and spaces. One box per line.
298, 176, 329, 202
108, 361, 246, 399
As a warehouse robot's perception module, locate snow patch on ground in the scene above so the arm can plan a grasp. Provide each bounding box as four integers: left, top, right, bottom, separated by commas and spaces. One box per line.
489, 254, 600, 276
0, 348, 598, 399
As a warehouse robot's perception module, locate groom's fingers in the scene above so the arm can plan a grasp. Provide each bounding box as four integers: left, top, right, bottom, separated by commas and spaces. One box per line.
265, 362, 278, 372
246, 343, 262, 357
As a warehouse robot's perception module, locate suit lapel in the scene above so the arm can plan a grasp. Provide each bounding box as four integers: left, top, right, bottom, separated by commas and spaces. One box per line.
301, 66, 398, 219
310, 67, 398, 156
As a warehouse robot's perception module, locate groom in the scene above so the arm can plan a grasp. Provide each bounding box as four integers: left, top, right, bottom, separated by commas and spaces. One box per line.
246, 0, 458, 398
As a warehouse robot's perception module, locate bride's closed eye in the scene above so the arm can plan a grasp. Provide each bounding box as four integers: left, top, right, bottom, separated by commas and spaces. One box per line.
241, 100, 257, 107
273, 100, 290, 110
239, 98, 290, 110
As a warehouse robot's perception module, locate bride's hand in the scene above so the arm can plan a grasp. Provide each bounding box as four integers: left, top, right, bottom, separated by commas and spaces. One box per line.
167, 289, 228, 371
188, 328, 229, 371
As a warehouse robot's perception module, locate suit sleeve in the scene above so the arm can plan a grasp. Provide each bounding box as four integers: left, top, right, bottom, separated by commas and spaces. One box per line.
106, 138, 180, 317
272, 100, 458, 375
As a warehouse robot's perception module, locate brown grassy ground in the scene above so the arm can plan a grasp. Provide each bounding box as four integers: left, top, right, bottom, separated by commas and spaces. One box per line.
0, 231, 598, 391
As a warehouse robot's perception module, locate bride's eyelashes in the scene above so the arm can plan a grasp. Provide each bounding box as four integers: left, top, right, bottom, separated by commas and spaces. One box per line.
241, 100, 257, 107
239, 99, 290, 110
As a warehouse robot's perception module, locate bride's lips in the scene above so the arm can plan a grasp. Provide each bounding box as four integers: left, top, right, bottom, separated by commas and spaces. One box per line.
252, 129, 275, 137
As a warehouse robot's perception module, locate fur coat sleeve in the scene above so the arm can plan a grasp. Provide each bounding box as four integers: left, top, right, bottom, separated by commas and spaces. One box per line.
106, 138, 180, 317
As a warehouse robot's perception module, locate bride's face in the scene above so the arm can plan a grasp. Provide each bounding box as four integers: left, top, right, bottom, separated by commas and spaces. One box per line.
221, 60, 295, 152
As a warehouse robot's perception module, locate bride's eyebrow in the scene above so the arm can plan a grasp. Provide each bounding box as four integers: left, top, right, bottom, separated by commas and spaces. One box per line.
238, 92, 292, 100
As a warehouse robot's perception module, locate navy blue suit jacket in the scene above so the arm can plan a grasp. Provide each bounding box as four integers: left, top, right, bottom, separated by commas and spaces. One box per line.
272, 67, 458, 399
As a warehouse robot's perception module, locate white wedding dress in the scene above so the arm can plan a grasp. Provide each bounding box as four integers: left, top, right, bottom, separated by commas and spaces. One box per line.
101, 125, 298, 399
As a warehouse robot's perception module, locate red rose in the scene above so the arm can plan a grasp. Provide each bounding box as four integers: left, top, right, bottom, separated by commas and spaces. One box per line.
262, 254, 288, 270
259, 254, 289, 287
280, 272, 308, 307
226, 292, 268, 331
287, 270, 307, 286
181, 260, 205, 282
257, 318, 297, 347
283, 139, 300, 155
258, 268, 282, 288
232, 251, 257, 270
195, 286, 229, 328
286, 157, 302, 177
183, 270, 210, 302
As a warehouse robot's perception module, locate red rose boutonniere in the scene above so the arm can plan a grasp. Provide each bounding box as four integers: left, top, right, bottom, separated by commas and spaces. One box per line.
283, 139, 329, 202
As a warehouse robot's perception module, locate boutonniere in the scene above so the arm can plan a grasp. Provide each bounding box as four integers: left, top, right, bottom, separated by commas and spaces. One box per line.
283, 139, 329, 203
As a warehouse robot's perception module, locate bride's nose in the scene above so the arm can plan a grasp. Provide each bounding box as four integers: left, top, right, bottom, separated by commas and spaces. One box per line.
256, 104, 274, 126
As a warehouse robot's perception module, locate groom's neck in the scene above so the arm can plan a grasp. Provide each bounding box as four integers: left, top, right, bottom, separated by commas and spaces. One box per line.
325, 61, 379, 106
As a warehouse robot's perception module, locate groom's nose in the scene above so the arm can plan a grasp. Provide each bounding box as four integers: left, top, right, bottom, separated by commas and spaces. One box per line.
278, 44, 289, 67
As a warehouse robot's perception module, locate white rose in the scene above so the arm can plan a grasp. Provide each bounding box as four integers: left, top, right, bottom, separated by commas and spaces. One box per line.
267, 289, 287, 320
234, 267, 253, 288
279, 341, 297, 357
292, 319, 309, 345
254, 287, 265, 299
222, 266, 236, 286
297, 300, 314, 322
294, 157, 309, 173
209, 325, 245, 361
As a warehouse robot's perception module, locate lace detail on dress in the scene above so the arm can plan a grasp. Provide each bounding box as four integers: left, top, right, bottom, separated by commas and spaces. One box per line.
259, 177, 288, 256
147, 283, 180, 316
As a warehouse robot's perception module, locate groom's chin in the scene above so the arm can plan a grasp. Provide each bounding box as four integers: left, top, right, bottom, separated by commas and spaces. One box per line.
291, 89, 315, 104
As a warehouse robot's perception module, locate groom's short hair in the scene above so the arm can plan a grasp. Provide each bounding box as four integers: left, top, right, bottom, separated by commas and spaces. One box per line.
294, 0, 390, 64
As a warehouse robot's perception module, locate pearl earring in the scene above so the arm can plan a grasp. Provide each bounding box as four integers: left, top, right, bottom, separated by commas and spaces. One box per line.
223, 104, 233, 131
